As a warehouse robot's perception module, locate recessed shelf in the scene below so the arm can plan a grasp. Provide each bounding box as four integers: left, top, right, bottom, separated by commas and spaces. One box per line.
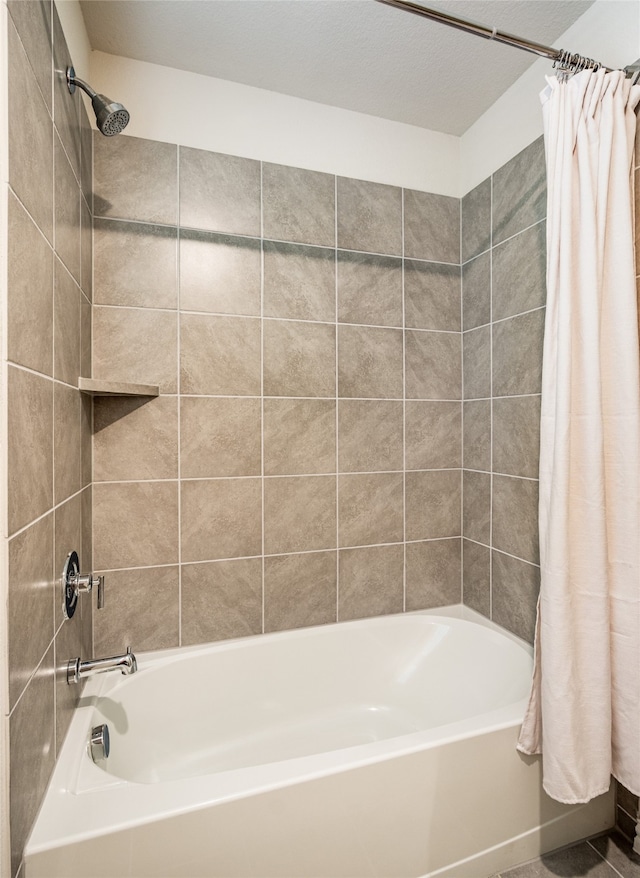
78, 378, 160, 398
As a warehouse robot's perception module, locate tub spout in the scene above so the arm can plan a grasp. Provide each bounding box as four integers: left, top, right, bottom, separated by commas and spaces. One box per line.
67, 645, 137, 684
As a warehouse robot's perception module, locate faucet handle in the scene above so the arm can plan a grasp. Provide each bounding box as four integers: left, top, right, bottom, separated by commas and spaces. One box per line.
79, 574, 105, 608
62, 551, 105, 619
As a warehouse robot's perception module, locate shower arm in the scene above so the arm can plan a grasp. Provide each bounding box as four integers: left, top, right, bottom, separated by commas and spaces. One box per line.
66, 68, 98, 100
374, 0, 640, 80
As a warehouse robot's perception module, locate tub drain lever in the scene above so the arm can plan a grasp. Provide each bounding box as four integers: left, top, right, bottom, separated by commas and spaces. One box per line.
90, 723, 110, 762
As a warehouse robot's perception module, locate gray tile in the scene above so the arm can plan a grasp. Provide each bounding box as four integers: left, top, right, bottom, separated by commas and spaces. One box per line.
8, 514, 54, 711
263, 163, 335, 247
492, 475, 539, 564
8, 366, 53, 535
8, 0, 52, 113
180, 147, 260, 236
264, 320, 336, 398
54, 133, 81, 285
94, 566, 179, 654
617, 809, 640, 847
181, 558, 263, 645
463, 539, 490, 617
338, 473, 404, 547
9, 647, 55, 878
404, 190, 459, 263
54, 614, 84, 756
338, 325, 403, 399
339, 545, 404, 621
54, 493, 83, 630
80, 197, 92, 301
493, 396, 541, 479
181, 478, 262, 562
337, 251, 403, 328
462, 178, 491, 263
338, 399, 403, 473
95, 219, 178, 309
264, 475, 336, 555
616, 782, 639, 818
337, 177, 401, 256
7, 190, 53, 376
264, 399, 335, 476
463, 399, 491, 472
590, 831, 640, 878
180, 228, 261, 315
501, 842, 615, 877
493, 222, 546, 322
406, 470, 460, 541
181, 313, 260, 396
94, 133, 177, 224
54, 382, 82, 505
8, 17, 53, 243
493, 310, 545, 398
462, 251, 490, 331
406, 539, 461, 610
52, 6, 81, 179
54, 260, 81, 386
405, 401, 461, 470
406, 330, 461, 400
492, 136, 546, 246
463, 470, 490, 545
264, 241, 335, 322
404, 260, 460, 331
181, 397, 261, 479
492, 550, 539, 644
264, 551, 337, 632
463, 325, 491, 400
80, 99, 92, 210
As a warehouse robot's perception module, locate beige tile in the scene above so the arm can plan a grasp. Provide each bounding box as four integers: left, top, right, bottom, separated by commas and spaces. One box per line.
8, 514, 54, 710
181, 397, 261, 478
81, 294, 91, 382
492, 475, 539, 564
264, 320, 336, 398
80, 488, 93, 659
94, 566, 179, 654
54, 260, 81, 387
54, 132, 81, 285
406, 470, 461, 541
54, 382, 82, 504
264, 476, 336, 555
338, 400, 403, 473
405, 401, 461, 470
338, 473, 403, 547
406, 538, 462, 610
264, 399, 335, 476
404, 261, 460, 331
338, 325, 403, 399
180, 230, 261, 316
54, 493, 83, 629
264, 551, 337, 632
94, 133, 178, 224
263, 163, 335, 247
463, 470, 490, 545
80, 101, 92, 210
337, 251, 402, 328
93, 481, 179, 569
7, 0, 53, 113
181, 478, 262, 562
52, 6, 81, 179
180, 147, 260, 236
8, 366, 53, 535
264, 241, 335, 322
8, 17, 53, 243
81, 393, 92, 489
338, 544, 403, 620
93, 306, 178, 392
7, 190, 53, 376
54, 615, 85, 757
94, 396, 179, 481
94, 219, 178, 309
492, 551, 540, 645
463, 539, 490, 618
81, 197, 92, 301
181, 313, 260, 396
406, 330, 461, 400
181, 558, 262, 645
337, 177, 401, 256
9, 647, 55, 878
404, 191, 460, 263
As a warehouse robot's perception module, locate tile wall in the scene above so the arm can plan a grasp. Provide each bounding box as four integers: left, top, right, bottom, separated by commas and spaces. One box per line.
91, 133, 463, 653
4, 1, 92, 874
460, 137, 547, 644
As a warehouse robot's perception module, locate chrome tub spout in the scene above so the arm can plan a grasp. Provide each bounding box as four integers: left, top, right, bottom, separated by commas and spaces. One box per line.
67, 645, 137, 684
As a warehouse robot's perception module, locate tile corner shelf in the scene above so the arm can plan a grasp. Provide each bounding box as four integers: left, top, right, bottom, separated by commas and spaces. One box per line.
78, 378, 160, 398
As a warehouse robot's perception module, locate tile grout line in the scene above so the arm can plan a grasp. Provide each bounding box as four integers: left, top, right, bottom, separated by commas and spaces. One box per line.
459, 193, 464, 607
176, 146, 182, 647
489, 170, 494, 621
260, 160, 266, 634
335, 173, 340, 623
401, 186, 407, 612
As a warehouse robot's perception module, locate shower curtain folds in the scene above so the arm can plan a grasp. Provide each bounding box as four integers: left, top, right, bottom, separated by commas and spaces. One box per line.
517, 69, 640, 806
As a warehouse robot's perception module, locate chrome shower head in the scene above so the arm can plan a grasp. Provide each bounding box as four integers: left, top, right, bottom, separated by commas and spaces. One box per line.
67, 67, 130, 136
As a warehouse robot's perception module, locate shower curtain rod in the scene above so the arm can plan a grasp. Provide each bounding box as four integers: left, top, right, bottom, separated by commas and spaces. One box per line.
375, 0, 640, 79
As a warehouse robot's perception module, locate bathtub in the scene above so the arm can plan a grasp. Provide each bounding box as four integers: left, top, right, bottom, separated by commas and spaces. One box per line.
25, 606, 614, 877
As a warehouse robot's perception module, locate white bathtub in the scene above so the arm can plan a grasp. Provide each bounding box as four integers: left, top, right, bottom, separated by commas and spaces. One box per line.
25, 606, 614, 877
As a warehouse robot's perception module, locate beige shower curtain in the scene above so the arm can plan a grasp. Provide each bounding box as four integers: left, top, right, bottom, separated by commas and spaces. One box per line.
517, 69, 640, 804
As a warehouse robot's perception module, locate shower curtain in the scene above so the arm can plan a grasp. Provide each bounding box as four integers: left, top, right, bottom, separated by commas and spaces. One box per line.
517, 69, 640, 806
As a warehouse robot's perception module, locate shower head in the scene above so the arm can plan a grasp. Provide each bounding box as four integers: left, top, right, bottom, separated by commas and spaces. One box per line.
66, 67, 130, 136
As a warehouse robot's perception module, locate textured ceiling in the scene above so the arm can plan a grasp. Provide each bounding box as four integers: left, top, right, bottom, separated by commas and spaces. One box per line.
80, 0, 597, 135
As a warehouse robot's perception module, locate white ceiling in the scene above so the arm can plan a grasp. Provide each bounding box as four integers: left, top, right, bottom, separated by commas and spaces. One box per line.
79, 0, 596, 136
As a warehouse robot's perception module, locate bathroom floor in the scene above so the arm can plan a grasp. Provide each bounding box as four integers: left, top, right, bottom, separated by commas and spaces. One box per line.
496, 831, 639, 877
